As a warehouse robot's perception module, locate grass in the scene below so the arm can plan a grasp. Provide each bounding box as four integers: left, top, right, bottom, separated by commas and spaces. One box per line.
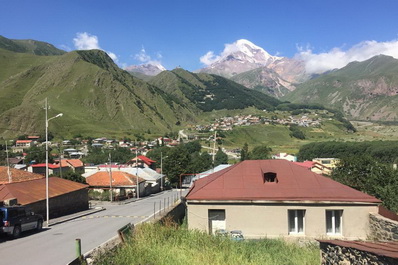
95, 222, 319, 265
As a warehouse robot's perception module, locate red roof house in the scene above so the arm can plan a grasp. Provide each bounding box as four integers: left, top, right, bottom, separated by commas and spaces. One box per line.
128, 155, 156, 169
86, 170, 146, 198
0, 166, 44, 184
186, 160, 381, 240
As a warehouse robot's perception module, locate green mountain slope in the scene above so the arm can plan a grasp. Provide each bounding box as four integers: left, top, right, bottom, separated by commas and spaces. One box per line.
0, 35, 66, 55
150, 68, 281, 112
0, 48, 197, 137
283, 55, 398, 121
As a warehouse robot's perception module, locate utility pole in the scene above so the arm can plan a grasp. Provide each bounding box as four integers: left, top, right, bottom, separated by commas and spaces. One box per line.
59, 142, 63, 179
136, 148, 139, 199
109, 153, 113, 202
212, 131, 217, 165
5, 141, 11, 183
160, 151, 163, 191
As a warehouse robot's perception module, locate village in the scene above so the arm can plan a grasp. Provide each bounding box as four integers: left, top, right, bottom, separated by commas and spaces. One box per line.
1, 127, 398, 264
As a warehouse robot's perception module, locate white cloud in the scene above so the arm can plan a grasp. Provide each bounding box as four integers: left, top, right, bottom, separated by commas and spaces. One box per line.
296, 39, 398, 74
134, 47, 151, 62
73, 32, 118, 62
73, 32, 100, 50
200, 51, 220, 65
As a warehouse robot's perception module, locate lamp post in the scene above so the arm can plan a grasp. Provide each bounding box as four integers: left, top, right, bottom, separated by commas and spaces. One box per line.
45, 98, 63, 227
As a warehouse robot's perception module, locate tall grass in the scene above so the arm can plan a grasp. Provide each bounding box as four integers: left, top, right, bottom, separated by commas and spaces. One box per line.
95, 222, 319, 265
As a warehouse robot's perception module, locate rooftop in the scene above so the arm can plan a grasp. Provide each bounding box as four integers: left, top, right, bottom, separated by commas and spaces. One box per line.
0, 167, 44, 184
0, 177, 88, 205
186, 160, 381, 203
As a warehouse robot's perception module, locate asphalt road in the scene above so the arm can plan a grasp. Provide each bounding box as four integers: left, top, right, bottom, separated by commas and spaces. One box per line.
0, 189, 183, 265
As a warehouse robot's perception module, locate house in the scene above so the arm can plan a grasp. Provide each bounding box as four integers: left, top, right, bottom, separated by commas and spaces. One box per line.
12, 140, 34, 153
84, 169, 146, 198
30, 163, 71, 176
120, 167, 165, 194
54, 159, 85, 174
0, 177, 89, 218
127, 155, 156, 169
186, 160, 381, 240
0, 166, 44, 184
272, 152, 297, 162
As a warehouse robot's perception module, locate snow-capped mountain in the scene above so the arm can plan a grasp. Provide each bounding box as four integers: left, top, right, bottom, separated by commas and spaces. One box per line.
198, 39, 308, 97
125, 62, 166, 76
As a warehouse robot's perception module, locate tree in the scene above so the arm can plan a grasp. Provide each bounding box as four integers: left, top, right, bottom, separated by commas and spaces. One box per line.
163, 145, 190, 186
25, 146, 50, 164
248, 145, 272, 160
331, 155, 398, 212
53, 171, 86, 184
214, 147, 228, 166
240, 143, 249, 161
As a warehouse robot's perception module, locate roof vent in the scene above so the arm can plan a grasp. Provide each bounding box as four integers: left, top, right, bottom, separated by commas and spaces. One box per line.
263, 172, 278, 183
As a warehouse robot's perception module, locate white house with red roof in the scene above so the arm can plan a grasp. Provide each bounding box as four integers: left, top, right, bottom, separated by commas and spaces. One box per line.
186, 160, 381, 240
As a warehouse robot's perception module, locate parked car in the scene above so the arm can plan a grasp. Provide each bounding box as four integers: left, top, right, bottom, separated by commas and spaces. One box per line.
0, 206, 43, 238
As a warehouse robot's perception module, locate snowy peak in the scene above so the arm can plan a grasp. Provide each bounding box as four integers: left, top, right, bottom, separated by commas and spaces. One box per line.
233, 39, 275, 62
125, 62, 166, 76
218, 39, 280, 66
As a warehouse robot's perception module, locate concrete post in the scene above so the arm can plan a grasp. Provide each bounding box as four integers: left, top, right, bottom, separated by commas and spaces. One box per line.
75, 238, 82, 260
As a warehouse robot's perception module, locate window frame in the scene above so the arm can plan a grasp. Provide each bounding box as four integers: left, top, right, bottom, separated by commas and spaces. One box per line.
288, 209, 305, 235
326, 210, 343, 235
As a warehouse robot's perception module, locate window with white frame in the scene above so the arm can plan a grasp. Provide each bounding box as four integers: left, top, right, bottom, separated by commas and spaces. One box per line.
326, 210, 343, 235
288, 210, 305, 234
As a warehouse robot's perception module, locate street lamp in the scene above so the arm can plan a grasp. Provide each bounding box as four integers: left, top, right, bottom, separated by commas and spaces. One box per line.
45, 98, 63, 227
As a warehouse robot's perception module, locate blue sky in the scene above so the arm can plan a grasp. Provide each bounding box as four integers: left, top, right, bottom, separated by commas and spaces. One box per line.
2, 0, 398, 72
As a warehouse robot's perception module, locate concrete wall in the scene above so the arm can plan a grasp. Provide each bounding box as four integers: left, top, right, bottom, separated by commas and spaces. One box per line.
369, 213, 398, 241
319, 241, 397, 265
187, 202, 378, 240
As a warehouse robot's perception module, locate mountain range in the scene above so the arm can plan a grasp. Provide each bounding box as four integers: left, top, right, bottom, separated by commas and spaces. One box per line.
1, 34, 398, 139
283, 55, 398, 121
0, 36, 281, 138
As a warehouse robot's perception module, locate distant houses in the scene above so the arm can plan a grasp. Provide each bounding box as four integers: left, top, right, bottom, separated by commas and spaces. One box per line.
186, 160, 383, 240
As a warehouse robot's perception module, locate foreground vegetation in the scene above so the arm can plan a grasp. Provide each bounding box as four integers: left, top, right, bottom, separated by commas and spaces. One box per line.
95, 222, 319, 265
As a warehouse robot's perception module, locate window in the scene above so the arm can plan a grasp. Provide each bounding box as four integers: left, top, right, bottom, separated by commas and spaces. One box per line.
288, 210, 305, 234
326, 210, 343, 235
263, 172, 278, 183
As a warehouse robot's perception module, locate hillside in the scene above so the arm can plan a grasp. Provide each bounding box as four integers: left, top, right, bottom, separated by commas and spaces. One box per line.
0, 35, 66, 56
0, 47, 198, 138
283, 55, 398, 121
150, 68, 281, 112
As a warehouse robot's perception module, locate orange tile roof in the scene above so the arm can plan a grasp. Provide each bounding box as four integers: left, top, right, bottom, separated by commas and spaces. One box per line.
0, 177, 88, 205
16, 140, 32, 143
66, 159, 84, 168
0, 167, 44, 184
186, 160, 381, 203
86, 171, 145, 187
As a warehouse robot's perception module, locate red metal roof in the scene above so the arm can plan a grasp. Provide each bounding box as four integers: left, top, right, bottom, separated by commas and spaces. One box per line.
186, 160, 381, 203
0, 167, 44, 184
129, 155, 156, 166
16, 140, 32, 143
31, 163, 68, 169
293, 161, 314, 169
0, 177, 88, 205
318, 240, 398, 259
86, 171, 145, 187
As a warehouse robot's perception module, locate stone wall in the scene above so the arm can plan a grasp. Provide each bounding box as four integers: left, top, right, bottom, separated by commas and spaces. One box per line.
369, 213, 398, 241
319, 242, 397, 265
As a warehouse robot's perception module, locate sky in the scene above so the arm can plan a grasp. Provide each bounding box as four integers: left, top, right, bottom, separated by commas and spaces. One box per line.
2, 0, 398, 73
